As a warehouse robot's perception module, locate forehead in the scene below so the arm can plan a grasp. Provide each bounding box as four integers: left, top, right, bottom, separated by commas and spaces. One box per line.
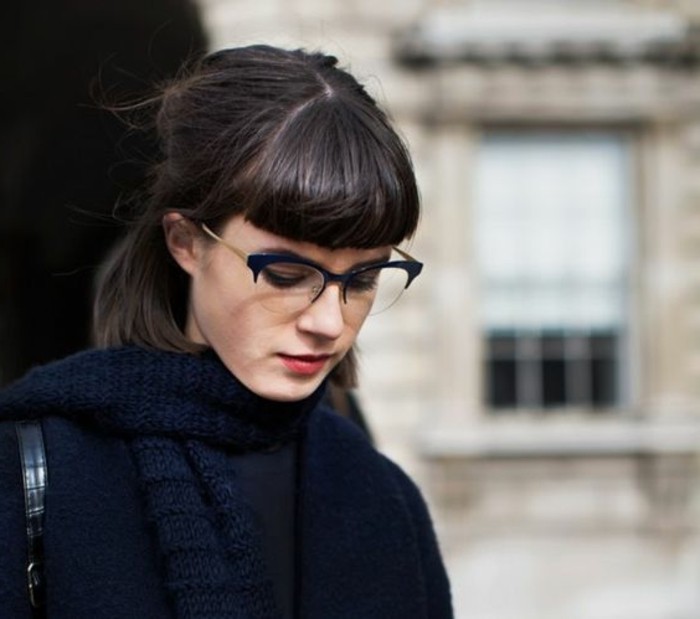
221, 216, 392, 269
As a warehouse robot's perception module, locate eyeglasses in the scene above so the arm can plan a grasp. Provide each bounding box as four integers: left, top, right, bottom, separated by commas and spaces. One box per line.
200, 223, 423, 317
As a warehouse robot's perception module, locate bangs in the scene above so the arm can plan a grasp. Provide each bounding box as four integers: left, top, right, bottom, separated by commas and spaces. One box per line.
236, 97, 420, 249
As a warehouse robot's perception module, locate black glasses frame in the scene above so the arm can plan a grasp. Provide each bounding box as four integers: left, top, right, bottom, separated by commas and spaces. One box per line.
245, 253, 423, 305
200, 222, 423, 308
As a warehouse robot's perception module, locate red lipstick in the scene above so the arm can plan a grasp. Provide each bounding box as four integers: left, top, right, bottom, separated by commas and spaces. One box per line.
279, 354, 330, 376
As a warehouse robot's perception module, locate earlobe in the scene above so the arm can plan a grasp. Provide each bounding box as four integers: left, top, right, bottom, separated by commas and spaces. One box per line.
163, 213, 199, 275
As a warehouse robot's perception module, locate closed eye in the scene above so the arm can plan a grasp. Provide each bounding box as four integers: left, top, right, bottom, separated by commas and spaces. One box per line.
260, 264, 318, 289
347, 270, 381, 293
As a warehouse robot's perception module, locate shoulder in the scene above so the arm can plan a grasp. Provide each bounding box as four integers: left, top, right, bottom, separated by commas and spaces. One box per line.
306, 404, 430, 512
0, 414, 145, 544
303, 405, 454, 616
0, 417, 131, 509
0, 415, 135, 511
1, 416, 123, 461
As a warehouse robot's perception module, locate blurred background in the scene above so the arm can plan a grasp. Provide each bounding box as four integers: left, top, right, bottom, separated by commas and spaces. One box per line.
4, 0, 700, 617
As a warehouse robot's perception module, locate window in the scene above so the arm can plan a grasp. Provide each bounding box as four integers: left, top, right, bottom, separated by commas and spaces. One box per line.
475, 131, 632, 411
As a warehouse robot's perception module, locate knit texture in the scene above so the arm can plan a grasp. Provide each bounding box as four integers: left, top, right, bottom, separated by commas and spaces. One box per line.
0, 346, 323, 619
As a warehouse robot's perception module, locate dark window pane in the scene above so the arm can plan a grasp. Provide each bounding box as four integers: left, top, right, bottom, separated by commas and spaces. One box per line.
542, 359, 566, 407
592, 357, 616, 406
489, 359, 517, 408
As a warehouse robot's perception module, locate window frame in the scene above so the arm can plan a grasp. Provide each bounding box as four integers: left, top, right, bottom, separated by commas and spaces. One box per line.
472, 126, 639, 414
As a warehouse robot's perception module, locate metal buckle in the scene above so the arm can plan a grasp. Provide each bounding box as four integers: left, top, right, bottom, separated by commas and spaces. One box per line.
27, 560, 45, 608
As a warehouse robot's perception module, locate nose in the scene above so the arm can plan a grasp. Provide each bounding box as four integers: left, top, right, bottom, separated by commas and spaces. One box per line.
296, 283, 345, 340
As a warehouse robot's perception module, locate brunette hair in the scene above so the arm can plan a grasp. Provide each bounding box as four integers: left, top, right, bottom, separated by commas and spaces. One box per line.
94, 44, 420, 387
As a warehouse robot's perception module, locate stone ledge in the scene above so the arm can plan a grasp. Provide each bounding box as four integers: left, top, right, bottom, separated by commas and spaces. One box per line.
419, 419, 700, 458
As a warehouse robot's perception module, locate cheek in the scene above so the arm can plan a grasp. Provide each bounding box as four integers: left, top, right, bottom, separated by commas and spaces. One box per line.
187, 266, 252, 342
190, 275, 293, 352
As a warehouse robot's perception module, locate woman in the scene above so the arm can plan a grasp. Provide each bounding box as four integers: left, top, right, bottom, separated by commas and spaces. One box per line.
0, 45, 452, 619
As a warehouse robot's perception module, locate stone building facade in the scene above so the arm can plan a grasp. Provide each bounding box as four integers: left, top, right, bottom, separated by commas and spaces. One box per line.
198, 1, 700, 617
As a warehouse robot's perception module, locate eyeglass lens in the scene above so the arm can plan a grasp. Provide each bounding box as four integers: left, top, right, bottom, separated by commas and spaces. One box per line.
255, 261, 410, 316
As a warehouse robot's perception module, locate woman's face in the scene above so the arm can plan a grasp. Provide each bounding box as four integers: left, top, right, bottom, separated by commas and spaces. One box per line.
164, 213, 391, 402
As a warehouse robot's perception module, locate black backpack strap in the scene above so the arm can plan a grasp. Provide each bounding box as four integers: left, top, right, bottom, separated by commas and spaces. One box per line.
15, 420, 48, 615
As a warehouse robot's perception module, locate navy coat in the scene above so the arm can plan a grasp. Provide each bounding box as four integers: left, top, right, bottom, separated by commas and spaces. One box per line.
0, 407, 452, 618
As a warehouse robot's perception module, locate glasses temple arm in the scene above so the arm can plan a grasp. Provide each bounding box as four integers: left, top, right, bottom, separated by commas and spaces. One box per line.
200, 223, 249, 262
392, 246, 419, 262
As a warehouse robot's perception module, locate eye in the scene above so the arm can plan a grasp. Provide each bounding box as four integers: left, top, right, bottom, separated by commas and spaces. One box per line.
347, 269, 381, 293
260, 263, 319, 290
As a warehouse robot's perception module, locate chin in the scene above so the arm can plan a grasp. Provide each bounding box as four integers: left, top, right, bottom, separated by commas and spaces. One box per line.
261, 383, 322, 402
245, 375, 325, 403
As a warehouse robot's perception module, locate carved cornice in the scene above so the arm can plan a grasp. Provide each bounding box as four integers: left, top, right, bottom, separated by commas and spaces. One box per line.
395, 7, 700, 68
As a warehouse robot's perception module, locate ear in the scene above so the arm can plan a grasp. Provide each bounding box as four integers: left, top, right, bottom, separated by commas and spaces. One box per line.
163, 212, 200, 276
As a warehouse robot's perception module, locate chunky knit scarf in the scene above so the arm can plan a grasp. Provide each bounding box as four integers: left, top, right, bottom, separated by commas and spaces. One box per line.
0, 346, 324, 619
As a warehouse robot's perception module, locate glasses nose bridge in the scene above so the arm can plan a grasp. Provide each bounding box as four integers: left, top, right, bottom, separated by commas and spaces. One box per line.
313, 270, 353, 304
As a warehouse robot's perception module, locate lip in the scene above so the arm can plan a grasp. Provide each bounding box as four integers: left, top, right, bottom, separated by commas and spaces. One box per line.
278, 353, 332, 376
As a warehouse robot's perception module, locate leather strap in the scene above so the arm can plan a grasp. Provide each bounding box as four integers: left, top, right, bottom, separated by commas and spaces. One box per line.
15, 420, 48, 614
